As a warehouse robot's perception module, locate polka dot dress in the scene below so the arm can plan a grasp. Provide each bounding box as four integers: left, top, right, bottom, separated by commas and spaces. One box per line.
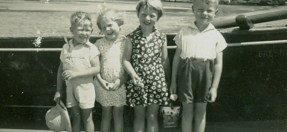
126, 26, 169, 107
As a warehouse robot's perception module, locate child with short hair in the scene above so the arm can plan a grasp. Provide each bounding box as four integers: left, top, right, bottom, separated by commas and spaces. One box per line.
94, 8, 127, 132
170, 0, 227, 132
123, 0, 170, 132
54, 11, 100, 132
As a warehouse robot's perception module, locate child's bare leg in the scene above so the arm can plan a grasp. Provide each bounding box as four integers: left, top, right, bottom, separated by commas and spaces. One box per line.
146, 104, 159, 132
70, 106, 81, 132
134, 105, 145, 132
182, 102, 194, 132
193, 103, 207, 132
101, 106, 112, 132
81, 108, 94, 132
113, 106, 124, 132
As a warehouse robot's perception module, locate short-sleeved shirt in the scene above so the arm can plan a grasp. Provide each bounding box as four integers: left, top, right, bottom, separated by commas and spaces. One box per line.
60, 39, 100, 71
174, 22, 227, 59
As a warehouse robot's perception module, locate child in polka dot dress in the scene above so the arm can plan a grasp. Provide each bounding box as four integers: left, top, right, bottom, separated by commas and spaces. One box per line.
123, 0, 170, 132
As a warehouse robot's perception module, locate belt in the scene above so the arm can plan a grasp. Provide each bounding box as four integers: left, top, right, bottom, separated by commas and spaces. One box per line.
184, 57, 209, 61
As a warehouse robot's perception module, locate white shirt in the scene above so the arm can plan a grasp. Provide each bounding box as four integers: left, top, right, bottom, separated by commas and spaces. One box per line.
60, 39, 100, 71
174, 22, 227, 59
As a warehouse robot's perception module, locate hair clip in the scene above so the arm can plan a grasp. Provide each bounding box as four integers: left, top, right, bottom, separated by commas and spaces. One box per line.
98, 2, 107, 11
101, 2, 107, 9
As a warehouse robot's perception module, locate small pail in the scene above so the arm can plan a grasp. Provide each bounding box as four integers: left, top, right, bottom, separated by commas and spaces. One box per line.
160, 105, 181, 128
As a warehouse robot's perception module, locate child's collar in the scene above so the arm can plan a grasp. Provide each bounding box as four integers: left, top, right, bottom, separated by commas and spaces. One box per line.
68, 39, 92, 48
189, 22, 215, 32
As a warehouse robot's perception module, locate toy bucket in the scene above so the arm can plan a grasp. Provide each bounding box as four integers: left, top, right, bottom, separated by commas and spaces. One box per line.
160, 105, 181, 128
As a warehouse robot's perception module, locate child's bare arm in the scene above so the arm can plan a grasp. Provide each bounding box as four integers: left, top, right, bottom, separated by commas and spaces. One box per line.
118, 73, 128, 87
62, 55, 100, 80
209, 52, 223, 102
85, 55, 101, 76
161, 37, 170, 86
92, 53, 112, 90
95, 74, 112, 90
119, 72, 129, 86
111, 72, 129, 90
55, 62, 64, 101
123, 38, 141, 82
170, 47, 181, 94
211, 52, 223, 90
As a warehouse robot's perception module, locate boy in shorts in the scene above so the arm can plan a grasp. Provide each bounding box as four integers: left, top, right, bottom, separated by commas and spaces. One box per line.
54, 11, 100, 132
170, 0, 227, 132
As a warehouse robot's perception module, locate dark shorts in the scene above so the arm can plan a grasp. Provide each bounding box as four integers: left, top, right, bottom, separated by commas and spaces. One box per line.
177, 57, 214, 103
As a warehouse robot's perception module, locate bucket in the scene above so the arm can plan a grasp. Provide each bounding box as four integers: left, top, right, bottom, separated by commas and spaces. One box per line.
160, 105, 181, 128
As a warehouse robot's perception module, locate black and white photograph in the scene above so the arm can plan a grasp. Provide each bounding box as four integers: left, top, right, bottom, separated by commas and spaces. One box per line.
0, 0, 287, 132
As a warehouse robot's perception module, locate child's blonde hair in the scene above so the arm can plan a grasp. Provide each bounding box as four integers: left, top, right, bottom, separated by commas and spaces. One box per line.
97, 9, 124, 30
193, 0, 219, 9
136, 0, 163, 20
70, 11, 93, 27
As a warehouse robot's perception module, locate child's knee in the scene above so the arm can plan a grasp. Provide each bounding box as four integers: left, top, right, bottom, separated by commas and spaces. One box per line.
134, 112, 145, 120
113, 112, 123, 120
146, 113, 157, 121
72, 111, 81, 118
103, 112, 112, 120
83, 114, 93, 124
194, 112, 206, 122
72, 114, 81, 124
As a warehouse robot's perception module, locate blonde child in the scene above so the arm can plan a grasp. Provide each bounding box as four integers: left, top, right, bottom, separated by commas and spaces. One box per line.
123, 0, 170, 132
54, 11, 100, 132
170, 0, 227, 132
94, 9, 127, 132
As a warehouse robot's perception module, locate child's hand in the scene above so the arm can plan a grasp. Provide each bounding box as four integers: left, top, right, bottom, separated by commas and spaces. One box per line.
134, 78, 144, 87
111, 79, 121, 91
97, 75, 113, 91
131, 74, 143, 87
62, 70, 78, 80
207, 87, 217, 103
105, 82, 114, 91
169, 83, 177, 95
53, 91, 61, 102
170, 94, 178, 101
100, 79, 113, 91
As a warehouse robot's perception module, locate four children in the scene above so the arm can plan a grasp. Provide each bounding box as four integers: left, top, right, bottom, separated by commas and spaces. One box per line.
55, 0, 226, 132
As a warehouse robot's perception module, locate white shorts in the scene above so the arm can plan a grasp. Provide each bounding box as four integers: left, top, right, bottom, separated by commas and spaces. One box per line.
66, 78, 95, 109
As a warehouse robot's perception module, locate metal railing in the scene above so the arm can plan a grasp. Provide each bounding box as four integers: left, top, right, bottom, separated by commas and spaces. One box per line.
0, 40, 287, 52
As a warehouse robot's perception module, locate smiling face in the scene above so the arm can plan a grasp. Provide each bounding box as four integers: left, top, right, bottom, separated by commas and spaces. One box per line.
193, 0, 218, 27
98, 17, 121, 41
138, 7, 158, 29
70, 19, 93, 45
